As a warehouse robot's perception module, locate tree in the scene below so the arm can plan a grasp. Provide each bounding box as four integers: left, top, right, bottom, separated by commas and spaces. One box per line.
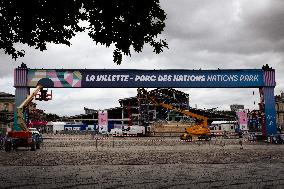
0, 0, 167, 64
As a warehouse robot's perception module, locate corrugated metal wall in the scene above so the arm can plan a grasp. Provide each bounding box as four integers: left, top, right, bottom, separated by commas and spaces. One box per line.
14, 67, 28, 87
263, 70, 276, 87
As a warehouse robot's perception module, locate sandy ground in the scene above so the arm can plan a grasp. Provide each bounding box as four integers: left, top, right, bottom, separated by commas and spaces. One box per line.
0, 135, 283, 188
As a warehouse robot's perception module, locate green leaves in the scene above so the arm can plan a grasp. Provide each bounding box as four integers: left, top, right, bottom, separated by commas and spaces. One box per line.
0, 0, 167, 64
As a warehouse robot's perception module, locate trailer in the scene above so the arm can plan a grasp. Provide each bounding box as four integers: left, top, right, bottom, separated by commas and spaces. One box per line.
46, 122, 66, 133
110, 125, 146, 136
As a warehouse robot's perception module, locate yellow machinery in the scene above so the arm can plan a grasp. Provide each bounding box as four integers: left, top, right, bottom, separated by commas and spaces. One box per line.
138, 88, 210, 141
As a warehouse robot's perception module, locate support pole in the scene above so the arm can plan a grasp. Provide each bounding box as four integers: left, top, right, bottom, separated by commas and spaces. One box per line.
260, 66, 277, 136
261, 87, 277, 136
14, 64, 29, 131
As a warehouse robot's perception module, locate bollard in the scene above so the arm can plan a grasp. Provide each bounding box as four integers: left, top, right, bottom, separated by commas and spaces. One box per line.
95, 138, 98, 149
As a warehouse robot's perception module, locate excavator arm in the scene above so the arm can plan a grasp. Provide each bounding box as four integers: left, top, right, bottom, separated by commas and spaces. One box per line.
140, 88, 208, 125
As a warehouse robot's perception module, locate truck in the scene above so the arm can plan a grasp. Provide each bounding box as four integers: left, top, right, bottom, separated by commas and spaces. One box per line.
5, 85, 50, 152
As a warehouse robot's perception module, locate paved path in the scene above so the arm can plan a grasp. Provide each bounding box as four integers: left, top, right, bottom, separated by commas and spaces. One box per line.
0, 163, 283, 189
0, 137, 283, 188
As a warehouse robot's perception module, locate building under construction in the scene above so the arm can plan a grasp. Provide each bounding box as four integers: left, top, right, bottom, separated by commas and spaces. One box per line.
69, 88, 235, 128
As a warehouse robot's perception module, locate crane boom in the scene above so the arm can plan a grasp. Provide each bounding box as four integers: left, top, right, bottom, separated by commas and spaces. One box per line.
144, 89, 208, 126
158, 102, 208, 126
17, 85, 43, 131
138, 88, 210, 140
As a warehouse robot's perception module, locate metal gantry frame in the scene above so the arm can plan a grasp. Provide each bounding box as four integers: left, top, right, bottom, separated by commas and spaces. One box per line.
13, 64, 277, 136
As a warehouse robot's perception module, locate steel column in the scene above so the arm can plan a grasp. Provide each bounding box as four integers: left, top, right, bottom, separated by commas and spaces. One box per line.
14, 66, 29, 131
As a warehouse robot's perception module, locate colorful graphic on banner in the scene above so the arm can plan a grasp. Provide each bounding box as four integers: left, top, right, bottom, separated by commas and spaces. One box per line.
98, 110, 108, 133
27, 70, 82, 87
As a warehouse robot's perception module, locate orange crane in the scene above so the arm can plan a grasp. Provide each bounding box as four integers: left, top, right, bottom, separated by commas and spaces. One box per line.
138, 88, 210, 141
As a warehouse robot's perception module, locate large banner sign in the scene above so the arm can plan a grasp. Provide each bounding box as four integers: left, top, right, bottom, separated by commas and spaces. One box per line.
27, 69, 269, 88
98, 110, 108, 133
236, 110, 248, 131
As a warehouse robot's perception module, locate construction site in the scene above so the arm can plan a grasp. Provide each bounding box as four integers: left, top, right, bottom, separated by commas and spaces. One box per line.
63, 87, 237, 139
0, 65, 283, 188
2, 1, 284, 188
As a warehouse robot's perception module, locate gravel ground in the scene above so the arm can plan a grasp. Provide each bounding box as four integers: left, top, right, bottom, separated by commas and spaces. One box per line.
0, 135, 283, 188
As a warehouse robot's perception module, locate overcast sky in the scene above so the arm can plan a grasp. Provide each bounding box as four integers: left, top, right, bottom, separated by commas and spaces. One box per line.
0, 0, 284, 116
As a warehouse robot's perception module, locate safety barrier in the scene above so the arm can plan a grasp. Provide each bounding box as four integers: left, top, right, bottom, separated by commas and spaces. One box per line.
43, 135, 262, 144
46, 137, 188, 142
112, 134, 138, 137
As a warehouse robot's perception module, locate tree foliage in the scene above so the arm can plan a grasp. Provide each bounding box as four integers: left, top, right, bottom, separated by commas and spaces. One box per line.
44, 113, 60, 122
0, 0, 167, 64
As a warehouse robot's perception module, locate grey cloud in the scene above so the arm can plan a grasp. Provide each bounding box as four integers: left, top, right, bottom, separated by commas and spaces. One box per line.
162, 0, 284, 54
242, 0, 284, 42
0, 52, 21, 78
185, 88, 260, 110
0, 0, 284, 116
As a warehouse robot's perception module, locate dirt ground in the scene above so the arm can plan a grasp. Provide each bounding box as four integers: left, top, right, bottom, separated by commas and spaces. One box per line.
0, 134, 284, 188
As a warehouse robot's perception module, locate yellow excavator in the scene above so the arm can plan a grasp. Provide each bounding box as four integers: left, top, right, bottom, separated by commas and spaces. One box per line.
138, 88, 210, 141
